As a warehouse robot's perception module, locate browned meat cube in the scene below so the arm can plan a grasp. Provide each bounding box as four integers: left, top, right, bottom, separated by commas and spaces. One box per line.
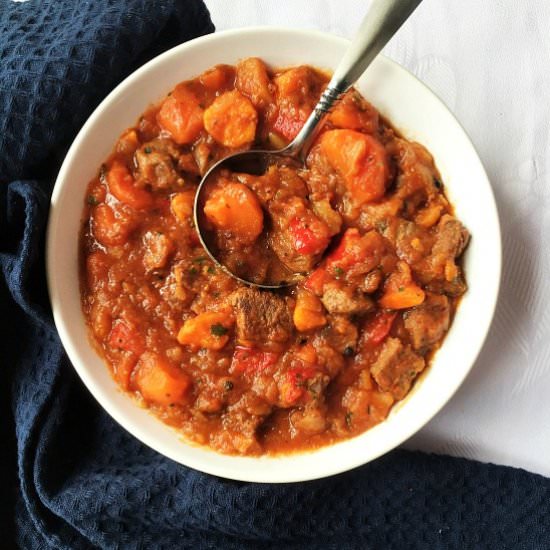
290, 403, 327, 436
414, 215, 470, 296
321, 284, 374, 315
211, 409, 264, 455
370, 337, 425, 399
268, 195, 330, 274
404, 293, 451, 350
432, 215, 470, 259
324, 314, 358, 354
395, 219, 432, 265
229, 287, 292, 347
142, 231, 174, 272
135, 139, 182, 190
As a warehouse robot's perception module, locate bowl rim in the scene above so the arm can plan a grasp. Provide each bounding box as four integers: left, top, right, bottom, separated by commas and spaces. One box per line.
46, 26, 502, 483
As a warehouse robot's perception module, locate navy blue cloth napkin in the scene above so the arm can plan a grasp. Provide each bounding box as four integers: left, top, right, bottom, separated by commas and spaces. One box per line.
2, 1, 550, 548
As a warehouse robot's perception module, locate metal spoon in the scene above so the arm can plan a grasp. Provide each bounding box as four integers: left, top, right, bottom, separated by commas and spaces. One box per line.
194, 0, 424, 289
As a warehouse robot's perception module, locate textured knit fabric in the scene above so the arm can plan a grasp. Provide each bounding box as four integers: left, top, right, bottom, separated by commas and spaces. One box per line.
2, 1, 550, 549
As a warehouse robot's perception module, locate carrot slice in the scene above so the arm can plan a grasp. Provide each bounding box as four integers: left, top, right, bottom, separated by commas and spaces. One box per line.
134, 352, 191, 406
177, 310, 234, 350
379, 261, 425, 309
203, 90, 258, 147
157, 85, 204, 145
106, 161, 153, 210
203, 181, 263, 244
92, 203, 136, 246
319, 129, 388, 205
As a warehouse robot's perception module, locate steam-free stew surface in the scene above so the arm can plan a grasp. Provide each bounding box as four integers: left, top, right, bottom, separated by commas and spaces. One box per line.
81, 58, 469, 455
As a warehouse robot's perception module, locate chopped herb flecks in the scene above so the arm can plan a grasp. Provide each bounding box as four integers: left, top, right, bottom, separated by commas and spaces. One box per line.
87, 195, 99, 206
210, 323, 228, 337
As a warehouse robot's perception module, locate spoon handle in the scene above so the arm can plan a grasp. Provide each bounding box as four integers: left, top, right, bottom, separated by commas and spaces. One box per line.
287, 0, 424, 160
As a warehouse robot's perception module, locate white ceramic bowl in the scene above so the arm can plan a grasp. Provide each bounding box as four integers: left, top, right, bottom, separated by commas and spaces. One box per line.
47, 27, 501, 483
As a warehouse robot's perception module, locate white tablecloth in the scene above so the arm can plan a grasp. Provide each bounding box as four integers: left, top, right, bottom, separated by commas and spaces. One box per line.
204, 0, 550, 477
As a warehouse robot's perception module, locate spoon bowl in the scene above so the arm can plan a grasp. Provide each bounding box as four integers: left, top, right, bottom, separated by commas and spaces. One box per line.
194, 148, 298, 289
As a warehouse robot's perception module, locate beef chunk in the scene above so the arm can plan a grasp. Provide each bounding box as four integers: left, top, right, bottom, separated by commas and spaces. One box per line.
404, 293, 451, 350
313, 339, 345, 377
395, 220, 432, 265
135, 139, 182, 190
142, 231, 174, 272
269, 196, 330, 274
414, 215, 469, 296
270, 226, 317, 273
229, 287, 292, 347
321, 284, 374, 315
426, 276, 467, 297
268, 194, 331, 273
324, 314, 358, 354
290, 403, 327, 436
432, 215, 470, 259
370, 337, 425, 399
212, 408, 264, 455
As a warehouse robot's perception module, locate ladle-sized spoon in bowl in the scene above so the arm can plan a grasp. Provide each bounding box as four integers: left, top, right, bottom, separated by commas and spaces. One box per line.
194, 0, 424, 289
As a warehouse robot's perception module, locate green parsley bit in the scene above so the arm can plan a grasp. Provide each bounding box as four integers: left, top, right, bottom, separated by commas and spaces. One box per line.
144, 146, 152, 154
87, 195, 99, 206
207, 266, 216, 274
210, 323, 228, 337
333, 267, 345, 278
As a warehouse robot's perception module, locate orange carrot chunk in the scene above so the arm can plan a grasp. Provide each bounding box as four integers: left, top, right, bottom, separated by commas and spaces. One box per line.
106, 160, 153, 210
203, 181, 263, 244
177, 310, 234, 350
203, 90, 258, 147
379, 261, 425, 309
134, 352, 191, 406
92, 203, 136, 246
157, 85, 204, 145
319, 129, 388, 205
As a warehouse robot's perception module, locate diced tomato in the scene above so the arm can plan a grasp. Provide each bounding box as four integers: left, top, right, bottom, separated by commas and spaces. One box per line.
106, 161, 153, 210
231, 346, 279, 375
288, 216, 330, 255
304, 266, 330, 296
325, 228, 364, 269
280, 366, 318, 405
108, 319, 145, 355
272, 109, 307, 141
363, 311, 397, 347
319, 129, 388, 205
114, 352, 139, 390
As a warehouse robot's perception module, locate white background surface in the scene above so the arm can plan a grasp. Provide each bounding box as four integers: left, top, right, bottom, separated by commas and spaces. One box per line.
204, 0, 550, 477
